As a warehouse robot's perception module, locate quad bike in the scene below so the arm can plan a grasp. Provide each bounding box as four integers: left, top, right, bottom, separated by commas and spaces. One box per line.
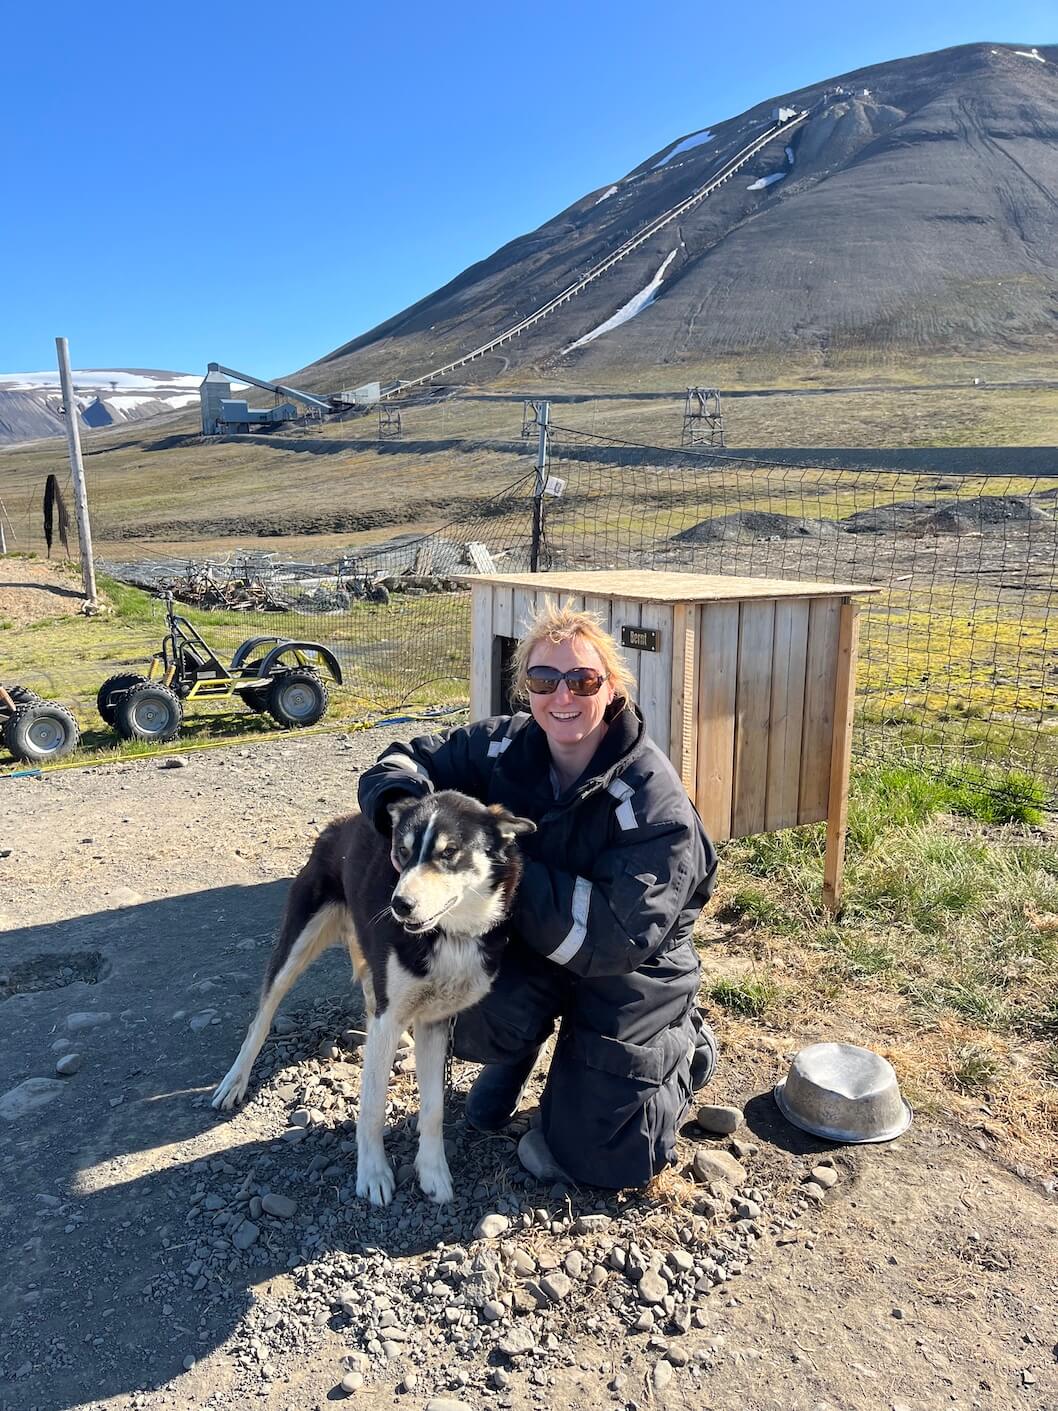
98, 592, 343, 744
0, 683, 81, 764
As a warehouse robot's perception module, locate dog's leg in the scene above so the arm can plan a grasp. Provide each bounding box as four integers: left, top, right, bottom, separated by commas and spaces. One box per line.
212, 901, 346, 1111
413, 1019, 453, 1203
355, 1009, 403, 1206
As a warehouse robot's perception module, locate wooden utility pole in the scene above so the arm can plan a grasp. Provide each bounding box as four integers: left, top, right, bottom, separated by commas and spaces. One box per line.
55, 336, 97, 604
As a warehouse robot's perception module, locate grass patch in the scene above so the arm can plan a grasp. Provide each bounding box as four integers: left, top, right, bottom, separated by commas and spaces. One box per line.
706, 975, 781, 1019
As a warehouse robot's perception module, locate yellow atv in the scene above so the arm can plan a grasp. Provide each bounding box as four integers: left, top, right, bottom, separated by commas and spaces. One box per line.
98, 592, 342, 744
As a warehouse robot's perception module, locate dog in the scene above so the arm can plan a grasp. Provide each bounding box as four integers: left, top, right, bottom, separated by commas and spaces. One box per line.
212, 790, 535, 1206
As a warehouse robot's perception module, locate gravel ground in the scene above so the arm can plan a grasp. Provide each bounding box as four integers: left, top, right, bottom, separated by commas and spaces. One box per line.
2, 730, 1057, 1411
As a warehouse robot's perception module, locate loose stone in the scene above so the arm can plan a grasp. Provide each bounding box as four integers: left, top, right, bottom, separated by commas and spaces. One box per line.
539, 1271, 572, 1302
653, 1359, 675, 1391
261, 1193, 297, 1219
691, 1149, 747, 1187
637, 1270, 668, 1306
809, 1165, 839, 1189
474, 1213, 510, 1240
695, 1104, 744, 1135
55, 1053, 82, 1076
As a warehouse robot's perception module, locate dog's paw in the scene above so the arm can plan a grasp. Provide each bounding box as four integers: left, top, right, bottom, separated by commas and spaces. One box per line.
211, 1067, 249, 1111
356, 1153, 396, 1207
416, 1153, 454, 1204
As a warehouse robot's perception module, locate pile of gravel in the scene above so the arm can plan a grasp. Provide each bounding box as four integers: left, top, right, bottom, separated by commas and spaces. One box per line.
673, 511, 836, 545
144, 998, 834, 1403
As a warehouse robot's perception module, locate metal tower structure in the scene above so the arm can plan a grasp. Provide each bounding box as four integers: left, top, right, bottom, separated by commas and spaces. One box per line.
681, 387, 725, 448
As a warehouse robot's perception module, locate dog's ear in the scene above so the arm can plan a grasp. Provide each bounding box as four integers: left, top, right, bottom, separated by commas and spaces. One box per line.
488, 805, 536, 844
386, 796, 415, 829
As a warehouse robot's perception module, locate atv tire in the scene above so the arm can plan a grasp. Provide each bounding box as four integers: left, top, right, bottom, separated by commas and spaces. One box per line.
97, 672, 148, 726
115, 682, 183, 743
5, 685, 41, 708
4, 702, 80, 764
266, 669, 329, 729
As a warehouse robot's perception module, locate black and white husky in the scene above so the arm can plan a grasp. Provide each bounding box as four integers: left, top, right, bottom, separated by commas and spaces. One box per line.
212, 791, 534, 1206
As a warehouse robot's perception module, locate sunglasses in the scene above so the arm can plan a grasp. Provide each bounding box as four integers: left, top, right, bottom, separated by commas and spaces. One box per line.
525, 666, 609, 697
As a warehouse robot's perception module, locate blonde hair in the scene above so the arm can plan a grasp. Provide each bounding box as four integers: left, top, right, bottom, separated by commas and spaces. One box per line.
510, 596, 637, 705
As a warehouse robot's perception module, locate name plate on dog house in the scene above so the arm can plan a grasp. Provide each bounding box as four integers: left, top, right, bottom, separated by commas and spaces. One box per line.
463, 569, 880, 913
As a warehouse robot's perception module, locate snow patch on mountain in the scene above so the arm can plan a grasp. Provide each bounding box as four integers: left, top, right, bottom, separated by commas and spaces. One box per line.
563, 250, 678, 353
653, 130, 714, 168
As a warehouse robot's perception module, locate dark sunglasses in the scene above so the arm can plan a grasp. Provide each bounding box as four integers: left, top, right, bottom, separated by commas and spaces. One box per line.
525, 666, 609, 697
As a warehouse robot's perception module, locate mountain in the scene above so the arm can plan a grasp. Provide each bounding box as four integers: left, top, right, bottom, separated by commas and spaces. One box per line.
305, 42, 1058, 389
0, 370, 201, 446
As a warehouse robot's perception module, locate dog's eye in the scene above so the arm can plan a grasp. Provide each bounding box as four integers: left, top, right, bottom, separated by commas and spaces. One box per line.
440, 846, 459, 862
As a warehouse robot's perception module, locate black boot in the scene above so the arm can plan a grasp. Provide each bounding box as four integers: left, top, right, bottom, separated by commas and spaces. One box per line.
690, 1009, 718, 1091
465, 1051, 540, 1132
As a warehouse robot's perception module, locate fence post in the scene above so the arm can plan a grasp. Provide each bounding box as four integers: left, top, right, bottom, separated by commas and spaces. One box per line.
530, 400, 550, 572
55, 335, 98, 605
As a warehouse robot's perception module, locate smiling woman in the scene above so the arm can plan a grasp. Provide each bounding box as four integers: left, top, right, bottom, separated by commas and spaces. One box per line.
358, 597, 719, 1192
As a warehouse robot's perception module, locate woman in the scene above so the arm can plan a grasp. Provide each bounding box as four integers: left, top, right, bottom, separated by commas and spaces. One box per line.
358, 598, 718, 1188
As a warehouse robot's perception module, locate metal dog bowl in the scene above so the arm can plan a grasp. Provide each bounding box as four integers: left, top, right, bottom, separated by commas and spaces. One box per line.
773, 1042, 912, 1143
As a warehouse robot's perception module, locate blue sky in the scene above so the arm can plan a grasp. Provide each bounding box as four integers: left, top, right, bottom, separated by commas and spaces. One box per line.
2, 1, 1053, 379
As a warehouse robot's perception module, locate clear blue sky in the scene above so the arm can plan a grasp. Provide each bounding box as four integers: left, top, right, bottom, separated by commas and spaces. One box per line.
2, 0, 1053, 379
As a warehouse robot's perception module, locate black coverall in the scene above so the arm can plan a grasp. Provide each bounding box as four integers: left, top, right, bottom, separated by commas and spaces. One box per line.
358, 705, 718, 1188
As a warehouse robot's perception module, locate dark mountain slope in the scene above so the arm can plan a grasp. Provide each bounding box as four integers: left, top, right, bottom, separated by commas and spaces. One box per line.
302, 42, 1058, 390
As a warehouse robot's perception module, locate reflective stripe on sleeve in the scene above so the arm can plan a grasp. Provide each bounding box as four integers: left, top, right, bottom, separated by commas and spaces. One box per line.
548, 876, 592, 966
607, 778, 638, 831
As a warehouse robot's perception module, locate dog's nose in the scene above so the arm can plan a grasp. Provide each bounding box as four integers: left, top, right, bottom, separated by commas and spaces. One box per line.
390, 894, 414, 920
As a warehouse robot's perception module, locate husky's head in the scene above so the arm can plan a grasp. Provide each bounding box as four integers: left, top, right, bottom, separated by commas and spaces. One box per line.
386, 791, 535, 936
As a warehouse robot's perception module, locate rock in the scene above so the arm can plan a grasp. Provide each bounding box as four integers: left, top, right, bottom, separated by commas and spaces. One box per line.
189, 1010, 217, 1033
425, 1401, 472, 1411
261, 1193, 297, 1219
182, 1355, 196, 1371
481, 1299, 505, 1322
498, 1325, 537, 1359
633, 1310, 654, 1331
691, 1149, 747, 1187
802, 1182, 826, 1203
400, 1372, 418, 1392
564, 1251, 584, 1279
572, 1213, 611, 1235
340, 1371, 364, 1393
0, 1078, 66, 1120
588, 1263, 608, 1288
55, 1053, 82, 1076
508, 1246, 537, 1276
159, 756, 188, 769
66, 1011, 112, 1032
637, 1270, 668, 1306
695, 1104, 743, 1135
539, 1271, 572, 1301
652, 1360, 674, 1392
809, 1165, 839, 1189
233, 1220, 260, 1250
290, 1108, 312, 1127
473, 1212, 510, 1240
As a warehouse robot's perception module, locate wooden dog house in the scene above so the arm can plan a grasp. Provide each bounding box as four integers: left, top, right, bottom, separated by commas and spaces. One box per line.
464, 570, 880, 913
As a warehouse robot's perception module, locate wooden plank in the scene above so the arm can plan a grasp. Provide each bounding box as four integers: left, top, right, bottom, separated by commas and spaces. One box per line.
695, 602, 739, 842
732, 600, 776, 838
669, 602, 699, 803
765, 598, 810, 831
823, 600, 860, 914
413, 545, 434, 576
612, 599, 643, 700
461, 569, 880, 603
466, 543, 496, 574
582, 593, 613, 632
637, 601, 672, 755
492, 583, 514, 638
469, 586, 494, 721
511, 586, 538, 638
798, 597, 842, 823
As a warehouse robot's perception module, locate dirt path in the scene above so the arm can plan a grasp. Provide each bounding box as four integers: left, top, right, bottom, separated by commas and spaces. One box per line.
0, 557, 86, 627
1, 732, 1056, 1411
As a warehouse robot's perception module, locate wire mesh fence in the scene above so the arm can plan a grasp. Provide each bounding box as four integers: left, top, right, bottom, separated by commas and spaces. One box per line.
5, 395, 1056, 807
542, 424, 1058, 806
